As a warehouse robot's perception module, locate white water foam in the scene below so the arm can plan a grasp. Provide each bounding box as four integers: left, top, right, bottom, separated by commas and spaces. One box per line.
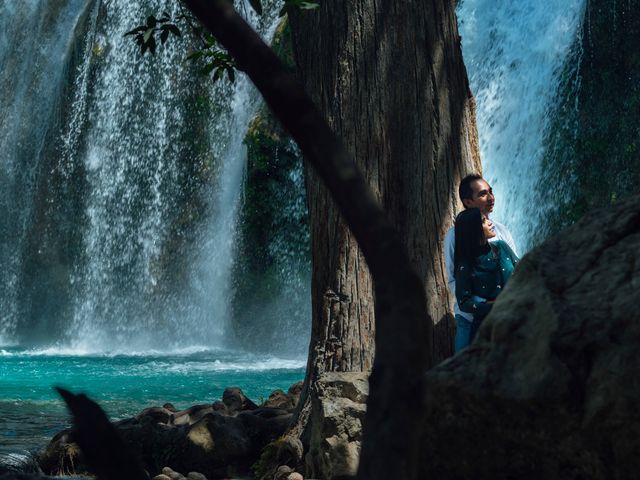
159, 358, 306, 373
0, 344, 305, 368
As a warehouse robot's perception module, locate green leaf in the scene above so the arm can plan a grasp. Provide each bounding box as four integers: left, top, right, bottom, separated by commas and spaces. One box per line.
124, 25, 145, 37
146, 15, 157, 28
204, 32, 216, 47
201, 63, 216, 75
213, 68, 223, 82
160, 28, 169, 44
281, 0, 319, 13
249, 0, 263, 15
148, 36, 157, 54
167, 24, 181, 37
186, 51, 204, 61
143, 28, 154, 43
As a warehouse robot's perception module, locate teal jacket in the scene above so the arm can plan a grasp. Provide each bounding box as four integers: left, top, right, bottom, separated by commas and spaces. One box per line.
455, 240, 519, 318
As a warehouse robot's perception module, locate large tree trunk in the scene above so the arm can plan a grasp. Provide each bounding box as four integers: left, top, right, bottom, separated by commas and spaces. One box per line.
289, 0, 480, 381
184, 1, 436, 476
184, 0, 480, 477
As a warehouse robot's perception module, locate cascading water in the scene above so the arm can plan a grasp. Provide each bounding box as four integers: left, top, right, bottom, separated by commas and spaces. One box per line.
66, 0, 201, 351
0, 0, 306, 458
0, 0, 97, 345
457, 0, 587, 251
0, 0, 295, 352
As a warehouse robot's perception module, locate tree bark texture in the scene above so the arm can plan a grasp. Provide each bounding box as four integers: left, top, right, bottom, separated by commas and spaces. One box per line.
183, 1, 437, 476
289, 0, 481, 376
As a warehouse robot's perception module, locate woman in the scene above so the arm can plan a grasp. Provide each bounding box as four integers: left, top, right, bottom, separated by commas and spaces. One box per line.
454, 208, 518, 346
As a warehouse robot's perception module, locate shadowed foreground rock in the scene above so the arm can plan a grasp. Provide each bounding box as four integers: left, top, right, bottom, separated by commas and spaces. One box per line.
420, 195, 640, 479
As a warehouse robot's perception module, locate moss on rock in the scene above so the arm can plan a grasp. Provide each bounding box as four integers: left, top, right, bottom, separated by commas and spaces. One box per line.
537, 0, 640, 239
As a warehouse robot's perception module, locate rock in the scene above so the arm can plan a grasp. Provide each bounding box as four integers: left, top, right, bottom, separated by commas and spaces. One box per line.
211, 401, 227, 413
136, 406, 173, 424
161, 466, 175, 475
277, 436, 304, 467
37, 429, 87, 476
419, 195, 640, 479
253, 434, 305, 480
163, 403, 177, 412
275, 465, 294, 479
305, 372, 368, 479
263, 382, 304, 411
157, 467, 185, 480
287, 381, 303, 406
186, 472, 208, 480
263, 389, 291, 410
273, 465, 303, 480
222, 387, 259, 413
172, 404, 215, 426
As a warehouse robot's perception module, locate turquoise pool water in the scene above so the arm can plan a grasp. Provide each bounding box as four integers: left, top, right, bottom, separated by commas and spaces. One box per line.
0, 346, 305, 460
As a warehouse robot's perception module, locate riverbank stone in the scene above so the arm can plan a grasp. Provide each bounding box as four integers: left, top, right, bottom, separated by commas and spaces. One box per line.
304, 372, 368, 480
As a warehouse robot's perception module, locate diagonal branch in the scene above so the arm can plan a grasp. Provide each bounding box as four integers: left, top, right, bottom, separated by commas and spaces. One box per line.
182, 0, 432, 478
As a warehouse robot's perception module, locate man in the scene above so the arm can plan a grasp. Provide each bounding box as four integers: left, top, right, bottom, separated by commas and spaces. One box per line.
444, 174, 517, 352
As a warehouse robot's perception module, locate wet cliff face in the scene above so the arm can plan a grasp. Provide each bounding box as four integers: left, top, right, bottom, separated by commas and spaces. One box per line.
228, 21, 311, 356
576, 0, 640, 207
230, 107, 310, 355
538, 0, 640, 238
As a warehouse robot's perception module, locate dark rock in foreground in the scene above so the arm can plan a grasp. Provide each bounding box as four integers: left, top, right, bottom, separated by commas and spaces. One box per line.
420, 195, 640, 479
39, 385, 302, 479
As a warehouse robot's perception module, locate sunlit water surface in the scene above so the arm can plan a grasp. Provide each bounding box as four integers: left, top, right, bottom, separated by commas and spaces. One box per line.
0, 347, 304, 459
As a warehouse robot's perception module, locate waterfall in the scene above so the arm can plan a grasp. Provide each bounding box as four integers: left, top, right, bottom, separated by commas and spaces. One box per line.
0, 0, 284, 352
0, 0, 97, 345
457, 0, 587, 251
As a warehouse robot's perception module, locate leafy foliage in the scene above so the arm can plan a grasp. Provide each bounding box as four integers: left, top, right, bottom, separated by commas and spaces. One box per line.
124, 12, 181, 55
279, 0, 319, 17
124, 0, 318, 83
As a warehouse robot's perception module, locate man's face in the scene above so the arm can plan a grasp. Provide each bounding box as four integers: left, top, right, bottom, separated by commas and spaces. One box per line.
463, 179, 495, 216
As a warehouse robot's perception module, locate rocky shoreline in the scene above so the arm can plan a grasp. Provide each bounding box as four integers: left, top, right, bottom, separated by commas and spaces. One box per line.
1, 383, 303, 480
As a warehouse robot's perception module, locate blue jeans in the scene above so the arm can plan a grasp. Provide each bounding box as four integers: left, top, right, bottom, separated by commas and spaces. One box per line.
454, 314, 473, 353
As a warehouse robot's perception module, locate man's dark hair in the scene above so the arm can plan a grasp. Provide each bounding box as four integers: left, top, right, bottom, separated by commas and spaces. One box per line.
459, 174, 483, 205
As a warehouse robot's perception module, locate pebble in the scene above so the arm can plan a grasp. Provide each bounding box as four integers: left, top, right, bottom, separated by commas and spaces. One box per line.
287, 473, 304, 480
187, 472, 208, 480
160, 467, 186, 480
152, 475, 172, 480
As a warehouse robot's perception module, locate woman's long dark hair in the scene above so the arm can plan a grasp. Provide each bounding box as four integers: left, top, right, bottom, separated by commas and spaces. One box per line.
454, 208, 487, 270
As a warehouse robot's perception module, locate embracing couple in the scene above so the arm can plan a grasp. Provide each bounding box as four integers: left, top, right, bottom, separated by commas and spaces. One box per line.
445, 174, 519, 352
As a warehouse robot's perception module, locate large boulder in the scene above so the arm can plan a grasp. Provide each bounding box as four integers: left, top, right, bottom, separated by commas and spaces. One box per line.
420, 195, 640, 479
304, 372, 368, 480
